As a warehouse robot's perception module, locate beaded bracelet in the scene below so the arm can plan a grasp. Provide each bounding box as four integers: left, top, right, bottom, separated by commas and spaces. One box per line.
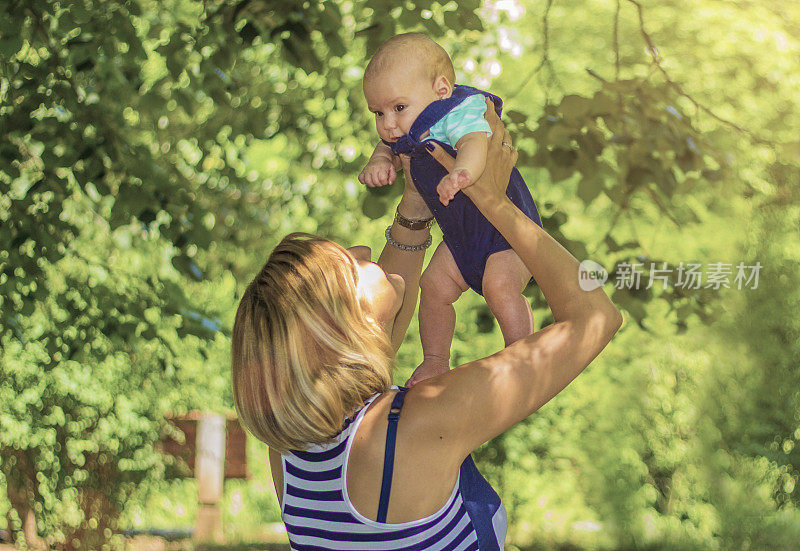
385, 225, 432, 252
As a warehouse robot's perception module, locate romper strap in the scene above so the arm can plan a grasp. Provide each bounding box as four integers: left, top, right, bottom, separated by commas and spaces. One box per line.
376, 386, 409, 523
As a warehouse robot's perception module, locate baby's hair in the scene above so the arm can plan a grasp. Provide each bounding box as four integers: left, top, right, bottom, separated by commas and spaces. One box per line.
364, 33, 456, 86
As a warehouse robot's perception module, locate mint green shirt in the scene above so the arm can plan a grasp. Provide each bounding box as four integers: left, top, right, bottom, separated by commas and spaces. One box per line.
427, 94, 493, 147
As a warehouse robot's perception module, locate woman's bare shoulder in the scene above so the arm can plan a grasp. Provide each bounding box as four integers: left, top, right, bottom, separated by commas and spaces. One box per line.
348, 389, 462, 522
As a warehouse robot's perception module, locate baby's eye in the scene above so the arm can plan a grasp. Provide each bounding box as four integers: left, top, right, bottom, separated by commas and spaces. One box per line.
394, 105, 406, 112
374, 111, 383, 118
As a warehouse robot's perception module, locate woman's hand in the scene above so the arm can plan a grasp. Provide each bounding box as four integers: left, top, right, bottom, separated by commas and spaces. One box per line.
426, 98, 517, 210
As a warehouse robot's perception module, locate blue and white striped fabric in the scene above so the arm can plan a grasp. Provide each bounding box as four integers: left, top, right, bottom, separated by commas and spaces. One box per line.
280, 387, 507, 550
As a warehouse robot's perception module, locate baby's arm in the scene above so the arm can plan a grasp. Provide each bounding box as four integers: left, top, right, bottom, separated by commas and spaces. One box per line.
437, 131, 489, 205
359, 142, 401, 187
454, 131, 489, 181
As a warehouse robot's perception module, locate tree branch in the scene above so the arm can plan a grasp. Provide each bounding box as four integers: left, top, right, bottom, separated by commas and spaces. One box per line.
507, 0, 556, 100
624, 0, 773, 145
614, 0, 621, 81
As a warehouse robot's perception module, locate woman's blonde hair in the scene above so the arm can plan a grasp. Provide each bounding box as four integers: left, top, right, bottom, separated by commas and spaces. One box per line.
231, 233, 395, 453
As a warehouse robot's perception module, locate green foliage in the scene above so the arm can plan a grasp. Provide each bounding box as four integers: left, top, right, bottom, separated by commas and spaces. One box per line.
2, 0, 800, 548
118, 436, 282, 541
0, 241, 202, 547
0, 0, 470, 545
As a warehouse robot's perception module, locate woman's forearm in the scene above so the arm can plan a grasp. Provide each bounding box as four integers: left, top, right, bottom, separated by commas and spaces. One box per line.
377, 191, 432, 352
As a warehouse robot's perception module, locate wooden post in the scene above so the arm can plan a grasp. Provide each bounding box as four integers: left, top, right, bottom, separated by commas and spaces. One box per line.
193, 413, 225, 544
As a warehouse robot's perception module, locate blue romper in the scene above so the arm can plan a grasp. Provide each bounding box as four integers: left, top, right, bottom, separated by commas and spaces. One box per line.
281, 386, 507, 550
384, 85, 542, 296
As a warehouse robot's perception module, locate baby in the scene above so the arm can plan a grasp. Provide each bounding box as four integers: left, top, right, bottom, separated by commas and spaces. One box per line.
358, 33, 543, 387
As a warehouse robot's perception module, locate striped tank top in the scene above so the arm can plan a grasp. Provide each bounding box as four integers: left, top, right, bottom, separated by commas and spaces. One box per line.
280, 386, 507, 550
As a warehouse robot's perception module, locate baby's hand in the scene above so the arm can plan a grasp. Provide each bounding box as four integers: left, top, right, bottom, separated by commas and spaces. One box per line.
437, 169, 472, 206
359, 157, 396, 187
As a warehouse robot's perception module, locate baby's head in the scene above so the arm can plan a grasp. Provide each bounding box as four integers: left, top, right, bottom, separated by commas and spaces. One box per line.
363, 33, 456, 142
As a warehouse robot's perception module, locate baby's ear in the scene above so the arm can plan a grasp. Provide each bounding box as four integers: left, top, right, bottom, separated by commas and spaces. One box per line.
433, 75, 453, 99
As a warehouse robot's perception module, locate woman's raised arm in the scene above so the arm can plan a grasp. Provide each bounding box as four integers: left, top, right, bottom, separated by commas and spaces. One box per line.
405, 99, 623, 465
375, 158, 434, 353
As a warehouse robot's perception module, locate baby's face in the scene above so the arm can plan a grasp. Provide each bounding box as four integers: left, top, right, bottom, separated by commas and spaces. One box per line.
363, 64, 440, 142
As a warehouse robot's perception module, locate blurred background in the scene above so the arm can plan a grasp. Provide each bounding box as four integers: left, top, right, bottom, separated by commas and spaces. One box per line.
1, 0, 799, 549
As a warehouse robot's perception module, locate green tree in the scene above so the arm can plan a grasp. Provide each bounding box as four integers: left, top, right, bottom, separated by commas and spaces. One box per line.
3, 0, 800, 548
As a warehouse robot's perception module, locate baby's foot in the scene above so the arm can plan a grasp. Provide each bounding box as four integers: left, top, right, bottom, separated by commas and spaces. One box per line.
405, 357, 450, 388
437, 169, 473, 206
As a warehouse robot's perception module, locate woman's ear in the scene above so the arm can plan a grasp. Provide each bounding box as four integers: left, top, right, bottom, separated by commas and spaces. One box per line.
433, 75, 453, 99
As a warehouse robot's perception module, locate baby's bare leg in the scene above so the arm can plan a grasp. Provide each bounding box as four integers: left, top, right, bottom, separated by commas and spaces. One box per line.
482, 249, 535, 347
406, 242, 468, 388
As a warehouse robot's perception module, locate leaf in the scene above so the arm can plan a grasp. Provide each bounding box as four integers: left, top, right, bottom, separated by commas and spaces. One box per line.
541, 211, 567, 233
626, 166, 652, 188
506, 110, 528, 124
421, 18, 443, 36
550, 148, 578, 168
605, 235, 640, 252
546, 124, 575, 146
577, 130, 605, 157
612, 287, 648, 326
361, 192, 388, 220
558, 94, 592, 123
577, 176, 602, 204
590, 92, 618, 116
458, 10, 484, 31
443, 11, 460, 29
603, 183, 626, 204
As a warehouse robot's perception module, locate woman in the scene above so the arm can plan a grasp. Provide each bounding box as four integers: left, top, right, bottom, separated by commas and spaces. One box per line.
232, 100, 622, 550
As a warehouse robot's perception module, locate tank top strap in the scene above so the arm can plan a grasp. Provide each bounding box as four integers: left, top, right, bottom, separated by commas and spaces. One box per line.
376, 386, 409, 523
